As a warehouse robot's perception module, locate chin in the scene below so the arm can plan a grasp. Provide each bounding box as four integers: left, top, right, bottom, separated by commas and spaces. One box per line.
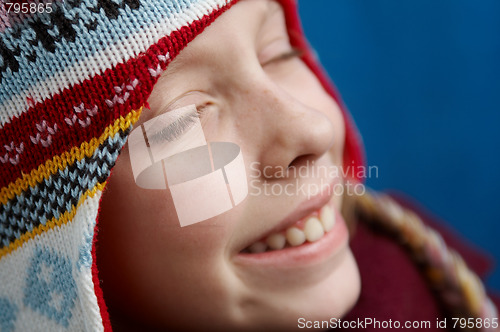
231, 248, 360, 332
294, 248, 360, 320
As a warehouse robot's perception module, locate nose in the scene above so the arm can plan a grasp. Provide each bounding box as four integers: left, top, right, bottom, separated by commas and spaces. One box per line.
235, 79, 336, 178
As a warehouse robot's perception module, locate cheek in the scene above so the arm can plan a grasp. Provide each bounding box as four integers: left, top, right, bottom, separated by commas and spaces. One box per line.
97, 147, 236, 322
100, 147, 237, 256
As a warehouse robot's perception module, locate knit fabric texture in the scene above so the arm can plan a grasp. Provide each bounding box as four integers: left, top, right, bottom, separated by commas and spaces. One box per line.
0, 0, 366, 331
0, 0, 241, 330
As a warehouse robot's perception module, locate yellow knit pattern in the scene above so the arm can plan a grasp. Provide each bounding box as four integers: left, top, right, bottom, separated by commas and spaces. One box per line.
0, 109, 141, 205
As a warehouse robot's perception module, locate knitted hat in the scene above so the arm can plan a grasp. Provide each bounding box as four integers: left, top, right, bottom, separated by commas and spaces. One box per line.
0, 0, 364, 330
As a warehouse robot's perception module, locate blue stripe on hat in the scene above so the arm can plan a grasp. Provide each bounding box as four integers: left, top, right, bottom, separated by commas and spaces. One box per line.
0, 0, 203, 107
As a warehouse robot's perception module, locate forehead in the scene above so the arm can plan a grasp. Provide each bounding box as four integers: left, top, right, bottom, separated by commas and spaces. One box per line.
142, 0, 290, 121
159, 0, 286, 78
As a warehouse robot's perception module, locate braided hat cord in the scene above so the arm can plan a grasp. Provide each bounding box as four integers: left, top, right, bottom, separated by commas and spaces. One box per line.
353, 191, 498, 332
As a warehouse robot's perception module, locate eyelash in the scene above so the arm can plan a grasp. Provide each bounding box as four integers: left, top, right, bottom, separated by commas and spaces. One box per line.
148, 105, 208, 145
262, 48, 304, 67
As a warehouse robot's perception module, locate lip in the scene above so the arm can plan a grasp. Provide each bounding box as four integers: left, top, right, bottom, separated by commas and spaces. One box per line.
234, 206, 348, 268
234, 177, 349, 269
238, 178, 338, 251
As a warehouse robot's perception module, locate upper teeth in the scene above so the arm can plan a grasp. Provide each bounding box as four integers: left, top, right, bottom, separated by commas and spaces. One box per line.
247, 205, 336, 253
248, 241, 267, 253
286, 227, 306, 246
266, 233, 286, 250
320, 205, 335, 231
304, 217, 324, 242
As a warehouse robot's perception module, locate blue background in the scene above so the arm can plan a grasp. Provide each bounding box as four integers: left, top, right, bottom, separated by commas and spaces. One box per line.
298, 1, 500, 291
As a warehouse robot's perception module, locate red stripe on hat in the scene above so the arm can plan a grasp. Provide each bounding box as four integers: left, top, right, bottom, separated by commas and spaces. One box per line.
89, 3, 239, 331
0, 3, 236, 190
92, 195, 112, 331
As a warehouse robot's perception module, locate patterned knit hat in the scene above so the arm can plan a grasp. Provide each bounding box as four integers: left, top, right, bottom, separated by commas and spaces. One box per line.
0, 0, 364, 330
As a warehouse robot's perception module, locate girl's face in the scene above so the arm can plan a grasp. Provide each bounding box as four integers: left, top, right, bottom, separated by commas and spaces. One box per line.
97, 0, 360, 330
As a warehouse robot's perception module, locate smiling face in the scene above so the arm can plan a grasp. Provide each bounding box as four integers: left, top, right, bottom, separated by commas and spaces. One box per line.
96, 0, 360, 330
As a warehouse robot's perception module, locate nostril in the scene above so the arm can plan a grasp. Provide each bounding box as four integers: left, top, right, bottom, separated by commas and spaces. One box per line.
287, 154, 316, 171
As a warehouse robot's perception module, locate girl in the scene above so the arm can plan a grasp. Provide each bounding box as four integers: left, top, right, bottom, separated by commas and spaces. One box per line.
0, 0, 497, 331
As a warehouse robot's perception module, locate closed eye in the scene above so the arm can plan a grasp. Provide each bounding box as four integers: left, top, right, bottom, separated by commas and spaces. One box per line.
147, 105, 208, 145
261, 48, 304, 67
148, 113, 198, 144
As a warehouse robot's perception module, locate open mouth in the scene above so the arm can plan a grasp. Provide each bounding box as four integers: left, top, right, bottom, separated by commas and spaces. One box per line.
240, 204, 335, 254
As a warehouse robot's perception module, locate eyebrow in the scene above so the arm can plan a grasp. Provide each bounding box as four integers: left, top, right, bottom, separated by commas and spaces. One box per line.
156, 60, 181, 85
